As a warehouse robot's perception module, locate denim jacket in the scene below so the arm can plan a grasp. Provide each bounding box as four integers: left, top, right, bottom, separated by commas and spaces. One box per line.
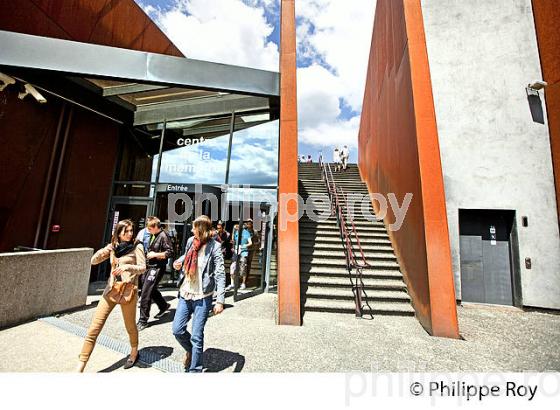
176, 237, 226, 304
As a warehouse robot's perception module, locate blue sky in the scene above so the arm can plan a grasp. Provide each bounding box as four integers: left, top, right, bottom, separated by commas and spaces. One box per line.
136, 0, 376, 185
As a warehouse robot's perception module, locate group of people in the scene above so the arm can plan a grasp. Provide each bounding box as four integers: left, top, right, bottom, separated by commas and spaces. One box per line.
76, 215, 259, 373
332, 145, 350, 172
299, 154, 314, 163
209, 219, 261, 291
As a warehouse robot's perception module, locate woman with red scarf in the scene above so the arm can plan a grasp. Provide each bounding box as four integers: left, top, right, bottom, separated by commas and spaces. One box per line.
172, 215, 226, 372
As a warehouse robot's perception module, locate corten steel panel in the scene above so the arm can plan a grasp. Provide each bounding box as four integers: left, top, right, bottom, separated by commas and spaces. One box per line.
0, 88, 63, 252
532, 0, 560, 223
277, 0, 300, 326
0, 0, 183, 57
358, 0, 458, 338
46, 108, 119, 251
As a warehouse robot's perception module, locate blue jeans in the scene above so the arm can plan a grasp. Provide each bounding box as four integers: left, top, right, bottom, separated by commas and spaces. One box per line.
172, 295, 213, 372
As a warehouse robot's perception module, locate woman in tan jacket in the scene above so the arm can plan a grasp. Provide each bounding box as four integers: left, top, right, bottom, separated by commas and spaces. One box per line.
76, 219, 146, 372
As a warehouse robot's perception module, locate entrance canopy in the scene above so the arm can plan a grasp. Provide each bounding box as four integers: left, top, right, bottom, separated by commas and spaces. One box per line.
0, 30, 280, 154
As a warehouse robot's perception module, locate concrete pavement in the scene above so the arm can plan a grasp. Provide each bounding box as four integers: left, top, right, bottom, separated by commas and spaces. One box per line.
0, 285, 559, 372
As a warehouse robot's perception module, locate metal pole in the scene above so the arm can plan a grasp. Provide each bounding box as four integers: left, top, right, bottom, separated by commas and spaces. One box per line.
34, 102, 66, 248
152, 119, 167, 212
43, 106, 74, 249
225, 111, 235, 185
264, 206, 275, 293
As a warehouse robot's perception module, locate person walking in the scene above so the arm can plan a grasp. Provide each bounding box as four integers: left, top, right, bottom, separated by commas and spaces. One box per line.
245, 218, 260, 277
341, 144, 350, 171
76, 219, 145, 372
225, 223, 252, 291
214, 221, 232, 259
333, 147, 342, 172
172, 215, 226, 372
137, 216, 173, 331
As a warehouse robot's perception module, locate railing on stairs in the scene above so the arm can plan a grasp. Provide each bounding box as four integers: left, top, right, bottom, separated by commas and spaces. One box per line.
319, 156, 374, 318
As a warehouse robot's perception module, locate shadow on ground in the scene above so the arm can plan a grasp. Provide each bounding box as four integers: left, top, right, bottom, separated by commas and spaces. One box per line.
204, 348, 245, 372
98, 345, 174, 373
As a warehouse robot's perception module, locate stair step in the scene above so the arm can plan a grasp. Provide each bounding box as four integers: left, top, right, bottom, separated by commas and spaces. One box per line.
300, 218, 384, 227
299, 242, 394, 251
302, 287, 410, 301
299, 232, 390, 241
300, 258, 400, 269
302, 275, 406, 290
301, 267, 404, 279
301, 298, 415, 315
299, 226, 388, 234
299, 249, 396, 260
299, 236, 392, 245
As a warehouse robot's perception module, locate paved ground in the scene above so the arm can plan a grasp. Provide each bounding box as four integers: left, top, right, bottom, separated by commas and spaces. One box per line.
0, 320, 159, 373
1, 284, 559, 372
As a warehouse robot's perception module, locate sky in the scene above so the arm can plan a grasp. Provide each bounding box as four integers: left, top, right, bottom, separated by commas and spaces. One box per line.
136, 0, 377, 185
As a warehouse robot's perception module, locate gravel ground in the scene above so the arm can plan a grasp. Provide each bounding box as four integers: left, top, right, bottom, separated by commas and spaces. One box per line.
53, 285, 560, 372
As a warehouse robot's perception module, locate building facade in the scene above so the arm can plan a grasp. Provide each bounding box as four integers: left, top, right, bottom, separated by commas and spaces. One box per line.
358, 0, 560, 337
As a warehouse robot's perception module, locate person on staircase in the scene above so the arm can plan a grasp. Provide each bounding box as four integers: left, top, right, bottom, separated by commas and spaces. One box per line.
333, 147, 342, 172
341, 145, 350, 171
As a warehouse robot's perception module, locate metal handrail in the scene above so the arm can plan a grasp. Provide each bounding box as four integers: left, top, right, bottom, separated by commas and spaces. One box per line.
319, 156, 373, 318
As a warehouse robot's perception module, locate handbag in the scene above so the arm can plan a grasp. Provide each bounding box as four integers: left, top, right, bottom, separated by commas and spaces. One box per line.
106, 280, 136, 304
106, 250, 136, 304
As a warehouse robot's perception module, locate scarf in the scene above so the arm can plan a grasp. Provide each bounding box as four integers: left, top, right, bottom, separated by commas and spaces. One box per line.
183, 237, 205, 278
114, 240, 136, 258
110, 240, 136, 272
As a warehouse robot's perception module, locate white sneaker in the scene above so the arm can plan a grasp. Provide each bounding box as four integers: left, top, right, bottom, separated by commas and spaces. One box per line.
239, 283, 246, 290
225, 284, 234, 291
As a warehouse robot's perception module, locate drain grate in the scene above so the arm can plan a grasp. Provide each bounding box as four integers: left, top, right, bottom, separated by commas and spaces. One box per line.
40, 316, 184, 373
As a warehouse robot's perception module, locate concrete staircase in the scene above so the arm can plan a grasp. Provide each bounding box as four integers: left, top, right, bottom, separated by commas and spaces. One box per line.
298, 162, 414, 316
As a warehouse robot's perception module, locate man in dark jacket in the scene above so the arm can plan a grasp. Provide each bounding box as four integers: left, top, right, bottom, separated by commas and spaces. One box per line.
137, 216, 173, 330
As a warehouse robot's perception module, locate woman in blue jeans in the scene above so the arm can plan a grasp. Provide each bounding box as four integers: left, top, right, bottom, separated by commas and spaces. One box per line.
172, 215, 226, 372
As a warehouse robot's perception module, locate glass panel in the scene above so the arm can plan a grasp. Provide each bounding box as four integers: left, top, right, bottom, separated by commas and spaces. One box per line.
151, 133, 229, 184
228, 120, 279, 186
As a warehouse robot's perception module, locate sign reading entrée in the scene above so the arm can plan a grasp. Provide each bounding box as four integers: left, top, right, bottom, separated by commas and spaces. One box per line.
162, 184, 190, 192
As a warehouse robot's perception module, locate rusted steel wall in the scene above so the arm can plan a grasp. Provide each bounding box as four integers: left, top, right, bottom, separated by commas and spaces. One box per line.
0, 0, 183, 57
532, 0, 560, 223
0, 0, 181, 253
277, 0, 301, 325
358, 0, 459, 338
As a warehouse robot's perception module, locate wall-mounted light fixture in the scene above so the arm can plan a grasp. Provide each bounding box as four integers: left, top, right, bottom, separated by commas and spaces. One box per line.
0, 72, 16, 91
527, 80, 548, 91
527, 80, 548, 97
18, 83, 47, 104
526, 81, 547, 124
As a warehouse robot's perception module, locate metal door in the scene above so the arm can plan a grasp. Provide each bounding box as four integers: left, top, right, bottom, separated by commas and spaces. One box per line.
459, 210, 514, 305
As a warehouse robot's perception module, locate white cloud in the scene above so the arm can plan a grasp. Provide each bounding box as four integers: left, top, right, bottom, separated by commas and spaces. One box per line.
137, 0, 376, 160
140, 0, 279, 71
295, 0, 376, 154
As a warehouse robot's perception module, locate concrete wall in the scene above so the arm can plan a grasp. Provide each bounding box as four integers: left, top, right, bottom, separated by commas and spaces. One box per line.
0, 248, 92, 328
358, 0, 459, 338
422, 0, 560, 309
532, 0, 560, 224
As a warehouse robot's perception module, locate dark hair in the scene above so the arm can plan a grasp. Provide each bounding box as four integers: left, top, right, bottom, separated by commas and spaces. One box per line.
111, 219, 134, 248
